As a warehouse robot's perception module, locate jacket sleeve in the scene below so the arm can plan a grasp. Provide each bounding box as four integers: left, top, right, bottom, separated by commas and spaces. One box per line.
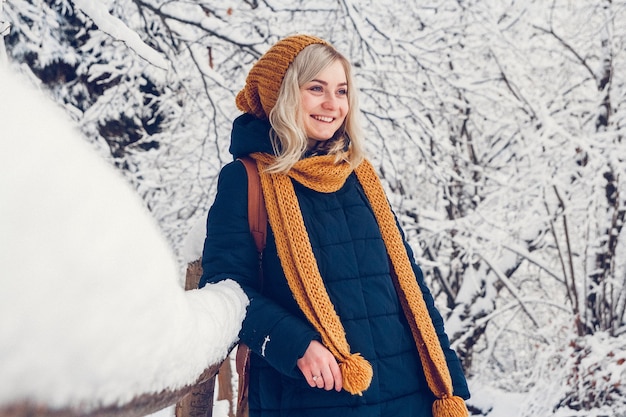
199, 160, 319, 378
401, 228, 471, 400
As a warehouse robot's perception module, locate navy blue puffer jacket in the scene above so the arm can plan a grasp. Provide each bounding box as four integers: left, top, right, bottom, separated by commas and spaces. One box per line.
200, 114, 469, 417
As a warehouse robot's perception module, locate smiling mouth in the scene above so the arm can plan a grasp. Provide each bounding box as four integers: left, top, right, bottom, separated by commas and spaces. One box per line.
312, 115, 334, 123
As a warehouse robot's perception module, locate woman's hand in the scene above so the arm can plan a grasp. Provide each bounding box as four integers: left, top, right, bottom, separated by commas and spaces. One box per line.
296, 340, 343, 392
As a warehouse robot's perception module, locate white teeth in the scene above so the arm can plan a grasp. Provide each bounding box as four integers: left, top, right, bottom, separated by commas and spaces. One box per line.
313, 115, 333, 123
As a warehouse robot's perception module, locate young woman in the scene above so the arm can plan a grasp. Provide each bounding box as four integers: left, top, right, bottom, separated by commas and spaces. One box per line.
200, 34, 470, 417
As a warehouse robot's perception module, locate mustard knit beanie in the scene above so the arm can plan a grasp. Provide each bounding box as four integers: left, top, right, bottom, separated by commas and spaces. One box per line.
236, 34, 330, 119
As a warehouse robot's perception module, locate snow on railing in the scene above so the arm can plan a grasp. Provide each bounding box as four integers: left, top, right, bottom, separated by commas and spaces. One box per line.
0, 66, 246, 417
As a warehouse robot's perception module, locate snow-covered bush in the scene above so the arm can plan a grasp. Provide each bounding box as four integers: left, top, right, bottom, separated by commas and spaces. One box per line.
523, 332, 626, 417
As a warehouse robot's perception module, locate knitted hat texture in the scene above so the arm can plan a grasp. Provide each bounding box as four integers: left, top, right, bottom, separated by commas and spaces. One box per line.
236, 35, 329, 119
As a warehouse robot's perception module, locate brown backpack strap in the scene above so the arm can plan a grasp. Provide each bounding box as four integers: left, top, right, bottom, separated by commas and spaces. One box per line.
235, 156, 266, 417
238, 156, 267, 254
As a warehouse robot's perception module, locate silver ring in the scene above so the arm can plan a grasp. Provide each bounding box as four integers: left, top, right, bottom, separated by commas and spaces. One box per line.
312, 375, 320, 381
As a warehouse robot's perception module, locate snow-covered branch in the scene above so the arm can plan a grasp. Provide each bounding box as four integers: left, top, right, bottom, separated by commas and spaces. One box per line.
70, 0, 168, 69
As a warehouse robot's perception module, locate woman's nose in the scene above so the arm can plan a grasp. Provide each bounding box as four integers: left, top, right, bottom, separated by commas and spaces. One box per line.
322, 94, 337, 109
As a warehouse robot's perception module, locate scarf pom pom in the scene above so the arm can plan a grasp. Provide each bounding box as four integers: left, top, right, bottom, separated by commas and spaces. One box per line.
339, 353, 373, 396
432, 394, 468, 417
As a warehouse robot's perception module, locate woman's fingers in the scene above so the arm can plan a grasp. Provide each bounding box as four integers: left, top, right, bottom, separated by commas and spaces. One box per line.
313, 372, 325, 389
329, 359, 343, 392
320, 367, 335, 391
297, 340, 342, 391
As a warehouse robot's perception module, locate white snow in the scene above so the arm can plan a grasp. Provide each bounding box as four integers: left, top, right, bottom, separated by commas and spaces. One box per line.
180, 215, 208, 265
0, 66, 247, 410
71, 0, 169, 69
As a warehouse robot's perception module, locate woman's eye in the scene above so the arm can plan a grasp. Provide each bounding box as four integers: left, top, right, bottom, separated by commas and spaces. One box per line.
309, 85, 323, 92
337, 88, 348, 96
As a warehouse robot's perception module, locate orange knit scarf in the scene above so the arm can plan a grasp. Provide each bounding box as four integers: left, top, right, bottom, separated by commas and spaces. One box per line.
251, 153, 468, 417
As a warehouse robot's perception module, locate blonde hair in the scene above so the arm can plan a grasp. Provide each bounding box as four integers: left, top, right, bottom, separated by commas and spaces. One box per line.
267, 43, 365, 173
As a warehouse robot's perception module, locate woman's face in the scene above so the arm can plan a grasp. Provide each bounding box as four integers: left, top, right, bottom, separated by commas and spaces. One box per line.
299, 60, 349, 147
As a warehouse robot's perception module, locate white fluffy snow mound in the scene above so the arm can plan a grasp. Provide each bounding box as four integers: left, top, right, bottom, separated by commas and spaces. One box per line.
0, 66, 247, 409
